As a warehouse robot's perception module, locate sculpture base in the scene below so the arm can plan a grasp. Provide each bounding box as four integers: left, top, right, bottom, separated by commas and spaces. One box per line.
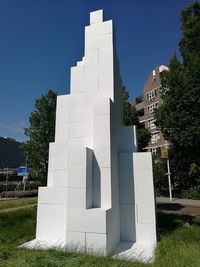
114, 242, 156, 263
20, 239, 156, 263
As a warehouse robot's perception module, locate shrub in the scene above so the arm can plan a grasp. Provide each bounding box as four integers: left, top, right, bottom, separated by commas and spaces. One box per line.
181, 190, 200, 200
0, 182, 17, 193
16, 181, 42, 191
0, 190, 38, 198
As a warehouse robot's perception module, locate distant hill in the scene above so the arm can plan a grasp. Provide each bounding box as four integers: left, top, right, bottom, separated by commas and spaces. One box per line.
0, 137, 25, 168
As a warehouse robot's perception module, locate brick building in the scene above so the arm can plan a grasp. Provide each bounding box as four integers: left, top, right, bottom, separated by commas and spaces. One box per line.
135, 65, 169, 155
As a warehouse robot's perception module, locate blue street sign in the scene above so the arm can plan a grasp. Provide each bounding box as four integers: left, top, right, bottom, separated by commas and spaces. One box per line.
18, 166, 30, 176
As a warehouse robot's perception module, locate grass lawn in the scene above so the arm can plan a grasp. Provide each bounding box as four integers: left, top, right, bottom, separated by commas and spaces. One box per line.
0, 197, 37, 211
0, 207, 200, 267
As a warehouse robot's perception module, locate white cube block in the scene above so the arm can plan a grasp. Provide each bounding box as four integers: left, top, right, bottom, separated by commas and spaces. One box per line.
56, 107, 70, 124
94, 149, 110, 167
70, 66, 85, 93
57, 95, 70, 108
48, 156, 54, 171
99, 47, 113, 63
68, 148, 86, 168
86, 232, 106, 253
36, 204, 67, 241
99, 60, 113, 75
67, 168, 87, 188
67, 208, 108, 233
38, 187, 67, 204
53, 141, 69, 155
55, 123, 69, 140
90, 10, 103, 24
85, 49, 99, 64
119, 169, 134, 187
102, 20, 113, 34
69, 122, 93, 138
120, 204, 135, 222
94, 98, 110, 115
66, 231, 85, 249
77, 60, 84, 66
119, 187, 134, 204
136, 223, 156, 244
47, 171, 53, 187
54, 154, 68, 170
67, 187, 87, 209
69, 107, 92, 123
48, 142, 55, 156
136, 203, 156, 224
85, 35, 113, 51
84, 74, 99, 92
100, 167, 111, 188
85, 20, 112, 38
134, 183, 154, 206
94, 114, 110, 135
133, 152, 152, 170
119, 126, 136, 153
120, 222, 135, 242
52, 170, 68, 187
70, 95, 85, 108
119, 153, 133, 170
93, 132, 111, 149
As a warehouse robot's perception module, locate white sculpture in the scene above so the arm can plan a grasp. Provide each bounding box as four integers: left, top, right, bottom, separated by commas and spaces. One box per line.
23, 10, 156, 262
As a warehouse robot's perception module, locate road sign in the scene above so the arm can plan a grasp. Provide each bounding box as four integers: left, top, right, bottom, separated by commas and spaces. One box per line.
161, 147, 168, 159
18, 166, 30, 176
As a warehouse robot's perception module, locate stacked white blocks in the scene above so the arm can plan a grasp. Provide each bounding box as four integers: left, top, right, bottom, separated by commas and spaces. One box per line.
26, 10, 157, 261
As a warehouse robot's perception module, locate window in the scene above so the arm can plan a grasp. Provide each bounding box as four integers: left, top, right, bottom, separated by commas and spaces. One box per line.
147, 119, 156, 129
151, 132, 160, 144
150, 147, 160, 156
146, 102, 158, 114
145, 89, 157, 102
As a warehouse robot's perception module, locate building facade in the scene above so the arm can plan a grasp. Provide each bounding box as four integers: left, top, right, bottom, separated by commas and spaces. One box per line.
135, 65, 169, 155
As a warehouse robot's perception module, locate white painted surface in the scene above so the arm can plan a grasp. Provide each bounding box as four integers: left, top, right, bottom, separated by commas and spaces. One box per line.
23, 9, 156, 262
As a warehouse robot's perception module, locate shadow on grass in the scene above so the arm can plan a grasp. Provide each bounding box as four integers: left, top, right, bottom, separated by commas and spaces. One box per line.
157, 203, 184, 211
157, 210, 200, 240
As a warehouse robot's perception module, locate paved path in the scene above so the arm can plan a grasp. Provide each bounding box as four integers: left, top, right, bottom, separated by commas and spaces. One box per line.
0, 204, 37, 213
156, 197, 200, 216
157, 197, 200, 206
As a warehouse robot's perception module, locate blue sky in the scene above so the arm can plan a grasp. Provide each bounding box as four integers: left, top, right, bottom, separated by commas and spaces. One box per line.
0, 0, 194, 141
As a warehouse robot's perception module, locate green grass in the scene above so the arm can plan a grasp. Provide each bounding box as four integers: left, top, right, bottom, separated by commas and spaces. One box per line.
0, 197, 37, 211
0, 208, 200, 267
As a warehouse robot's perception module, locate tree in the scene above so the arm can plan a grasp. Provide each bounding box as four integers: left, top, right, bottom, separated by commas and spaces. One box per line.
24, 90, 57, 184
155, 2, 200, 191
122, 87, 151, 151
123, 87, 138, 126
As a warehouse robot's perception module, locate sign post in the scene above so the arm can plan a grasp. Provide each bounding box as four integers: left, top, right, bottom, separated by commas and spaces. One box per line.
18, 166, 30, 191
161, 145, 172, 202
166, 158, 172, 202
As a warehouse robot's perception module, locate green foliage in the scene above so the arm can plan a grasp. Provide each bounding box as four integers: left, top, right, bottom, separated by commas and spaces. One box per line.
24, 90, 57, 185
0, 190, 38, 198
155, 2, 200, 192
155, 2, 200, 153
16, 180, 42, 191
1, 208, 200, 266
122, 87, 151, 151
123, 87, 138, 126
181, 190, 200, 200
0, 197, 37, 211
137, 128, 151, 152
153, 160, 169, 197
